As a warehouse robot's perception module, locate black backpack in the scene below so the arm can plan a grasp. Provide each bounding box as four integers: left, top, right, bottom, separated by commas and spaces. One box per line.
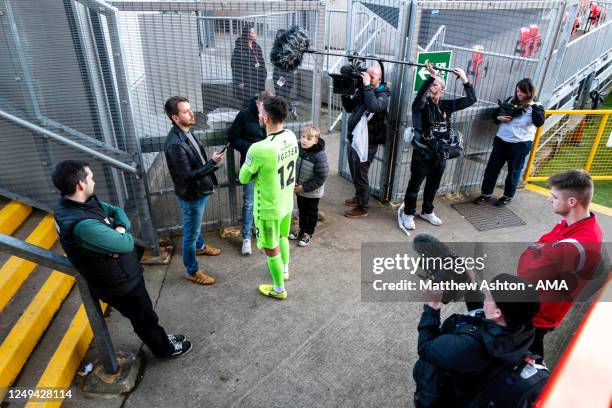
453, 321, 550, 408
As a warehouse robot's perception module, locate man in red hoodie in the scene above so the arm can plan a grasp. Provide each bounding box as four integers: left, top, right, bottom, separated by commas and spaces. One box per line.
517, 169, 603, 363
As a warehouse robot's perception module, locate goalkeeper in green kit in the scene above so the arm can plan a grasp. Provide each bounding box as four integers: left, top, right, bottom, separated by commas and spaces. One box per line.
239, 96, 298, 300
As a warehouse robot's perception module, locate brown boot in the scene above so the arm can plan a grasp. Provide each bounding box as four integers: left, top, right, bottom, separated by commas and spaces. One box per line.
344, 207, 368, 218
344, 197, 358, 206
196, 245, 221, 256
184, 270, 215, 285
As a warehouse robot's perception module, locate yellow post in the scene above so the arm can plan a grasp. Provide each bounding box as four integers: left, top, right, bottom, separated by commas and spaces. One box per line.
584, 113, 609, 172
523, 115, 546, 182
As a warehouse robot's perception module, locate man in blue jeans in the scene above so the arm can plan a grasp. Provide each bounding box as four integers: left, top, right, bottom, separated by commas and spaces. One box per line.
228, 91, 270, 255
164, 96, 225, 285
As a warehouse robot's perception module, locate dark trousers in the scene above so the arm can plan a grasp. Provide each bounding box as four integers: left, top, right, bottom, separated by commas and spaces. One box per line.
347, 143, 378, 210
481, 137, 533, 199
98, 277, 173, 358
403, 148, 447, 215
531, 327, 554, 363
296, 195, 320, 235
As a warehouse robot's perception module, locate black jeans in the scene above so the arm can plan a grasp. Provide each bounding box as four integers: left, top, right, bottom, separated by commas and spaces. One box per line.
481, 137, 533, 199
97, 277, 173, 358
404, 147, 447, 215
347, 143, 378, 210
531, 327, 554, 363
297, 195, 320, 235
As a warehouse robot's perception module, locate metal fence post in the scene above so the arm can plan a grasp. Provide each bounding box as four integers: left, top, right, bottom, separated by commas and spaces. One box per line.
105, 9, 160, 256
75, 276, 119, 374
382, 0, 411, 202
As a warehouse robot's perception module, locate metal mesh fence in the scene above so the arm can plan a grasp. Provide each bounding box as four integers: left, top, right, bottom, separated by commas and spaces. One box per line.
554, 0, 612, 90
525, 111, 612, 181
389, 0, 566, 201
336, 0, 406, 200
106, 1, 325, 236
0, 0, 325, 241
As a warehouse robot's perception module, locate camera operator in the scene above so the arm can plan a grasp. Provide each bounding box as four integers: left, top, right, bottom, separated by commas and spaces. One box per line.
400, 62, 476, 230
413, 273, 540, 408
474, 78, 545, 206
341, 66, 391, 218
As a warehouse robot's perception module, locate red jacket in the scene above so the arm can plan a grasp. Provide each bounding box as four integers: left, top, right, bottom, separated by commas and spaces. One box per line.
517, 213, 603, 328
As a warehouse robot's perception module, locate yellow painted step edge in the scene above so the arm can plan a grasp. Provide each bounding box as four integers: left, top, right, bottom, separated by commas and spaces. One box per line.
524, 184, 612, 217
0, 201, 32, 235
0, 271, 75, 398
24, 302, 108, 408
0, 214, 58, 312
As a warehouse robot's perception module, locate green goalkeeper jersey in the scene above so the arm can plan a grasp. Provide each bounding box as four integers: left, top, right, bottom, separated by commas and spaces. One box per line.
239, 129, 299, 220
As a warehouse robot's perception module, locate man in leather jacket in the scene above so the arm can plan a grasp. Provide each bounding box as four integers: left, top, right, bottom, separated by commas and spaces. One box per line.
164, 96, 225, 286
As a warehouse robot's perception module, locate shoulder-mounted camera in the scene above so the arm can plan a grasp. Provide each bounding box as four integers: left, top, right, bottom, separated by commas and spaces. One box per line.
328, 54, 384, 95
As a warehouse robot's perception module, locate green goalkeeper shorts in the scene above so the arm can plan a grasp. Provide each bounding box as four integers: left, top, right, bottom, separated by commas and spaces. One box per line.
254, 212, 291, 250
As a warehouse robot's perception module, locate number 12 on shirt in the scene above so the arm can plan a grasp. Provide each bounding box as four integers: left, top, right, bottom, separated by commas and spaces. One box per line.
277, 160, 295, 189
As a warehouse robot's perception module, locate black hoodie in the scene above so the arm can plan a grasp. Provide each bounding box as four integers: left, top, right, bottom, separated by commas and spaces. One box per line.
413, 306, 536, 407
227, 98, 266, 166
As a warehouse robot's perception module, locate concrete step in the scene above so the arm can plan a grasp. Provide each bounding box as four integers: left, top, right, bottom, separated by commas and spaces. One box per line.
0, 198, 95, 407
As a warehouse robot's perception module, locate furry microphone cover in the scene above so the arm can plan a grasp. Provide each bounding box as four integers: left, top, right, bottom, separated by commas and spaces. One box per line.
270, 26, 310, 72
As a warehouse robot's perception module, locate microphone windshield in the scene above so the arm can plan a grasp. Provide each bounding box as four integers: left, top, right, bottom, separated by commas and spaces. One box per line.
270, 26, 310, 72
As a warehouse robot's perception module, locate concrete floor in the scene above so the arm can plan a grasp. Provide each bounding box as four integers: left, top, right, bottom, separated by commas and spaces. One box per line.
64, 133, 611, 408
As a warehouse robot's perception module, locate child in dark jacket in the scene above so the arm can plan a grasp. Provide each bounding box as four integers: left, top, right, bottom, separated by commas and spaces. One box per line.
290, 125, 329, 247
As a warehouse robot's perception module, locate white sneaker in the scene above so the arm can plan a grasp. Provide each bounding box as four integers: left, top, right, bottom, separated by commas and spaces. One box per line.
400, 213, 416, 230
419, 212, 443, 226
241, 239, 252, 255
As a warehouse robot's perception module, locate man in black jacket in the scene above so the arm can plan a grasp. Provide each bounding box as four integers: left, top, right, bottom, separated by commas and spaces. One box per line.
413, 273, 540, 407
164, 96, 224, 285
227, 91, 270, 255
341, 66, 391, 218
53, 161, 191, 359
401, 63, 476, 230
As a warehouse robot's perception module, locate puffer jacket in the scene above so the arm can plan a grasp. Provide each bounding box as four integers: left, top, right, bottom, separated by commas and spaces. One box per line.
413, 306, 536, 407
296, 138, 329, 199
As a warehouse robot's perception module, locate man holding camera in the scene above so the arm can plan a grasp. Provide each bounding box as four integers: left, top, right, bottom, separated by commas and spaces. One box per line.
413, 273, 540, 407
400, 62, 476, 230
341, 66, 391, 218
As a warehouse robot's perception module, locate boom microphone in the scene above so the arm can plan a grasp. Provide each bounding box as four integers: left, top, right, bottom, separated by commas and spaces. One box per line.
270, 25, 455, 73
271, 26, 310, 72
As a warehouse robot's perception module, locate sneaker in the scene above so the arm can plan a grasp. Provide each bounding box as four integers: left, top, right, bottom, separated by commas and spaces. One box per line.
495, 196, 512, 206
168, 334, 186, 344
195, 245, 221, 256
167, 340, 192, 358
184, 270, 215, 285
473, 195, 492, 205
258, 284, 287, 300
288, 230, 300, 240
298, 233, 312, 247
344, 197, 358, 206
344, 207, 368, 218
400, 213, 416, 230
419, 212, 443, 226
241, 239, 252, 255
